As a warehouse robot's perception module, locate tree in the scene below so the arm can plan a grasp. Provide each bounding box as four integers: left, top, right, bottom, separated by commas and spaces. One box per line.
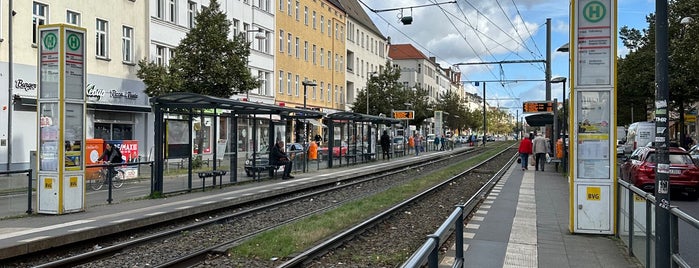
617, 0, 699, 147
137, 0, 259, 98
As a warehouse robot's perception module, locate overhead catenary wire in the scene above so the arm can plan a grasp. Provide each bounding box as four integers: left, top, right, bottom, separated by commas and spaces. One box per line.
495, 0, 540, 59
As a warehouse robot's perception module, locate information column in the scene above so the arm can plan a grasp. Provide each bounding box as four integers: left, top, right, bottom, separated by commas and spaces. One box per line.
37, 24, 87, 215
570, 0, 617, 234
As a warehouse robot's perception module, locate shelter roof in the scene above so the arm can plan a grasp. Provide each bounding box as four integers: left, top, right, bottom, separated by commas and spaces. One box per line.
150, 92, 324, 119
325, 111, 401, 124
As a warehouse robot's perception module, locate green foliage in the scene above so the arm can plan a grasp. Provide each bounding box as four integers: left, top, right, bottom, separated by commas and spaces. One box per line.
617, 0, 699, 133
137, 0, 259, 98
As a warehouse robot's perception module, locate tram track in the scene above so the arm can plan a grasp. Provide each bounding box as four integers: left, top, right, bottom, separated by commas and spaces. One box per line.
5, 145, 499, 267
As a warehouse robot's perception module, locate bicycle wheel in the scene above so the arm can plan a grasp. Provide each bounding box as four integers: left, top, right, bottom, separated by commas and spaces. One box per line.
111, 170, 125, 189
90, 173, 104, 191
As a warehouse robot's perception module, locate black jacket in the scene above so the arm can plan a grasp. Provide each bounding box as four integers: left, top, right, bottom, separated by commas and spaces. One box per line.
380, 133, 391, 150
270, 144, 288, 165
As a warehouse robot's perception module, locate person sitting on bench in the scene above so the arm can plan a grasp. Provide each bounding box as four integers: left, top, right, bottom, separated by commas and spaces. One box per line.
271, 140, 294, 179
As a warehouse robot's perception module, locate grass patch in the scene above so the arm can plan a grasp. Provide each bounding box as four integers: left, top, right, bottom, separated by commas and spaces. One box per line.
229, 142, 514, 261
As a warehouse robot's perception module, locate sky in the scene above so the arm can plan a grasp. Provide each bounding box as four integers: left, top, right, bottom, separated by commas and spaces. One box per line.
359, 0, 655, 121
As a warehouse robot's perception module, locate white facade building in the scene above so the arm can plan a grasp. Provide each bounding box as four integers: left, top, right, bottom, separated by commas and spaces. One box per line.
342, 0, 387, 112
149, 0, 275, 104
0, 1, 150, 170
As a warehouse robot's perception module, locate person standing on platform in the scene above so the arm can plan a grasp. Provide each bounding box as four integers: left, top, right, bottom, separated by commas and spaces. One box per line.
414, 133, 423, 156
408, 135, 414, 155
380, 131, 391, 160
308, 140, 318, 161
518, 135, 533, 170
532, 133, 549, 171
314, 134, 322, 146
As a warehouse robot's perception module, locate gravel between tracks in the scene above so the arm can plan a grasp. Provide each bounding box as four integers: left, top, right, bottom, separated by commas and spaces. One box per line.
5, 146, 514, 268
205, 147, 516, 267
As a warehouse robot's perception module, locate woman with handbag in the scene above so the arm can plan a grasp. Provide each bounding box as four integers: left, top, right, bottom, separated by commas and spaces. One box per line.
271, 140, 294, 179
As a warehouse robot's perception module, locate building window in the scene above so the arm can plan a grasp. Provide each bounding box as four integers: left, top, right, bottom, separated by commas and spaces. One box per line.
312, 80, 316, 99
279, 30, 284, 53
304, 6, 308, 25
66, 10, 80, 26
320, 16, 324, 33
287, 33, 292, 55
122, 26, 133, 63
96, 19, 109, 58
279, 0, 284, 11
320, 48, 324, 67
319, 82, 324, 100
312, 45, 316, 65
303, 41, 308, 61
287, 73, 292, 95
295, 37, 299, 58
279, 70, 284, 93
155, 45, 165, 66
188, 1, 197, 28
287, 0, 292, 16
258, 71, 268, 95
156, 0, 164, 19
326, 84, 331, 102
312, 11, 316, 29
295, 75, 300, 96
327, 19, 331, 37
233, 19, 240, 37
33, 2, 48, 44
168, 0, 177, 23
327, 51, 331, 70
295, 1, 299, 21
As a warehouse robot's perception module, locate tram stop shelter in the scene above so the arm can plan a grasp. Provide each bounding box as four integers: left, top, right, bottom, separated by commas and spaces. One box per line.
324, 112, 401, 168
149, 92, 324, 195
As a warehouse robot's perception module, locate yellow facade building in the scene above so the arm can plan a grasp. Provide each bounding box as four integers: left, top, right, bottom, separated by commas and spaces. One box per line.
276, 0, 346, 113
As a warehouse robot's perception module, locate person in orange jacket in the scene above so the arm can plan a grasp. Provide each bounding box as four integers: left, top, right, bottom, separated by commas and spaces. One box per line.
308, 140, 318, 160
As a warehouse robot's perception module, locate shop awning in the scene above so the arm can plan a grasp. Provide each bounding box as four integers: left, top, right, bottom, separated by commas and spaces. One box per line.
305, 118, 326, 128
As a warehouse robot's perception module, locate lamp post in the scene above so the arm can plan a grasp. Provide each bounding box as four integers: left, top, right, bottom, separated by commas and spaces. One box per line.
302, 80, 317, 172
552, 76, 567, 172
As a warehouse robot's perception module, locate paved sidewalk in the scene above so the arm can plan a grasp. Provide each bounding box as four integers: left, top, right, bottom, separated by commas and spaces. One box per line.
440, 162, 642, 267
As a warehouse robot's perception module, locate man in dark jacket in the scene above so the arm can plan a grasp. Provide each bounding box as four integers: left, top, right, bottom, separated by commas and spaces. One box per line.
380, 131, 391, 160
271, 140, 293, 179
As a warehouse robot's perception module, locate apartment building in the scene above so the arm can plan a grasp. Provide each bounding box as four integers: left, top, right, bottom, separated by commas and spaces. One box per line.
275, 0, 345, 113
0, 1, 149, 169
387, 44, 439, 103
341, 0, 387, 112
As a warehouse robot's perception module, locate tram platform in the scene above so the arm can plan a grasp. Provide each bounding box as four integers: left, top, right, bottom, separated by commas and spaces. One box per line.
439, 161, 642, 268
0, 145, 467, 262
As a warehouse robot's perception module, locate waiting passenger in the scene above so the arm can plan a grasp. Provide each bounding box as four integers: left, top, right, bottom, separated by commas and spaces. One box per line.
271, 140, 293, 179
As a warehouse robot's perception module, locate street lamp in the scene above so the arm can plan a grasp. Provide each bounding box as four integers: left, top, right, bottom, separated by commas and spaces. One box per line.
552, 76, 567, 172
302, 80, 317, 172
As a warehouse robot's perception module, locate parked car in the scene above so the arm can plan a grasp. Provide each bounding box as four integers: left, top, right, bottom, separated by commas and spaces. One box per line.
616, 140, 624, 156
457, 135, 469, 144
318, 140, 348, 158
689, 144, 699, 164
244, 143, 306, 177
426, 134, 436, 144
393, 136, 406, 152
486, 136, 495, 142
620, 146, 699, 199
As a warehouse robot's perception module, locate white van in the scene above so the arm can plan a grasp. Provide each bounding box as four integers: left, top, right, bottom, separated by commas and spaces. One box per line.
623, 122, 655, 154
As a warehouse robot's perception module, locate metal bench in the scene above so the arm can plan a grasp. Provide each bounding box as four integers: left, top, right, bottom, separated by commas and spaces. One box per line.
197, 170, 227, 191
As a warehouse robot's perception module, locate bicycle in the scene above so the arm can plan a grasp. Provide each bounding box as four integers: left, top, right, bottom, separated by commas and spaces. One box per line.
89, 165, 125, 191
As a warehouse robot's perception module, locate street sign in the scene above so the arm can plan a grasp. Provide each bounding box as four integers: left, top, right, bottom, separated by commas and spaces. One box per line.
393, 110, 414, 119
522, 101, 553, 113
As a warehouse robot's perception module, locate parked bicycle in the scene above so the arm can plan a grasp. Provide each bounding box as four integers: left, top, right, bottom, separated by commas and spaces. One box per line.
89, 165, 125, 191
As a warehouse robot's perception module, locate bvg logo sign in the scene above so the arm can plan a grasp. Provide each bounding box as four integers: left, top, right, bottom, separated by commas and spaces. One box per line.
583, 1, 606, 23
43, 32, 57, 50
